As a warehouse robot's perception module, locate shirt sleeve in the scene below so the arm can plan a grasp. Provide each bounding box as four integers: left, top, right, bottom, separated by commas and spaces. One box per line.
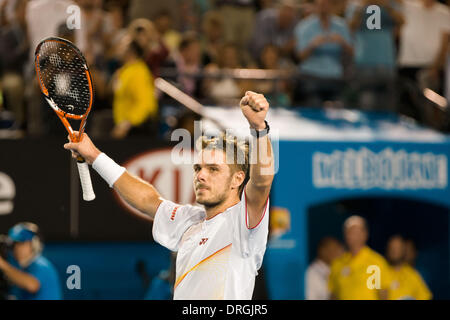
152, 200, 205, 252
29, 261, 62, 300
305, 266, 329, 300
232, 188, 270, 272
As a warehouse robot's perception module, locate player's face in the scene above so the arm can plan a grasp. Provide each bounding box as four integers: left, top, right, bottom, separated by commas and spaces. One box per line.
193, 149, 234, 207
13, 241, 33, 265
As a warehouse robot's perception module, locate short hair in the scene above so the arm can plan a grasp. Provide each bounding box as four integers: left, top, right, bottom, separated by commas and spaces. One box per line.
343, 215, 368, 232
179, 31, 199, 52
196, 133, 250, 196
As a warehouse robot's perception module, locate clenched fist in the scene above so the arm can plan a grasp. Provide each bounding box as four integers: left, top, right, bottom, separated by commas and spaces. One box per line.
240, 91, 269, 130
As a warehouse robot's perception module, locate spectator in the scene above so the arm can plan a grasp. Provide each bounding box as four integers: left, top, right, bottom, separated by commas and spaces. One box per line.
254, 44, 293, 106
203, 42, 247, 105
128, 18, 170, 78
0, 222, 62, 300
0, 0, 28, 129
328, 215, 392, 300
346, 0, 404, 111
248, 0, 298, 61
295, 0, 353, 78
305, 236, 344, 300
200, 11, 225, 66
216, 0, 256, 57
76, 0, 109, 62
175, 32, 203, 98
103, 1, 128, 67
294, 0, 353, 105
385, 235, 432, 300
154, 10, 182, 57
111, 39, 158, 139
128, 0, 182, 30
398, 0, 450, 93
347, 0, 404, 75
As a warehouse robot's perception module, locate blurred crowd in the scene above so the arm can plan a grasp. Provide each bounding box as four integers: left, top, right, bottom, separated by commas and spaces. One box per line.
0, 0, 449, 138
306, 215, 432, 300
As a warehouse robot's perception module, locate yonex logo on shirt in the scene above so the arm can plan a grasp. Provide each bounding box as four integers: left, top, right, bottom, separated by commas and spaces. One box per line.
199, 238, 208, 245
170, 206, 180, 221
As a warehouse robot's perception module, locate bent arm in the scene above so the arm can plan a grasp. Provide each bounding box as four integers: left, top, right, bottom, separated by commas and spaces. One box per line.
0, 258, 40, 293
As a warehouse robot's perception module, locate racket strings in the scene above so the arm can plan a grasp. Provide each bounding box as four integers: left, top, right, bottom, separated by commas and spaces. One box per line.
36, 41, 91, 116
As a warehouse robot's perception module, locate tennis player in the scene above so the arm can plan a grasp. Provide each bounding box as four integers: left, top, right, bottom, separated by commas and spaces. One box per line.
64, 91, 274, 299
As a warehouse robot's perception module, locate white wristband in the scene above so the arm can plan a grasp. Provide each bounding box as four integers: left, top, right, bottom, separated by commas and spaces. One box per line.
92, 153, 126, 188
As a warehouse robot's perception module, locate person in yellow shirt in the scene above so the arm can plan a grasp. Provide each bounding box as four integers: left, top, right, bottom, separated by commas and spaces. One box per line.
112, 38, 158, 139
329, 215, 392, 300
386, 235, 432, 300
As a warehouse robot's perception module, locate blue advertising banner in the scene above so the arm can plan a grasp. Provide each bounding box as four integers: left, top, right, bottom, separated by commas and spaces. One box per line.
265, 141, 450, 299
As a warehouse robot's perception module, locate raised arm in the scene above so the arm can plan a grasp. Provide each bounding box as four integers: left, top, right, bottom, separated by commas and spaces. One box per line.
63, 132, 163, 219
240, 92, 274, 228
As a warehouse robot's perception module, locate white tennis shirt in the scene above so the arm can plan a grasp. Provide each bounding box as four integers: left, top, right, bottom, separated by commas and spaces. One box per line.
152, 190, 269, 300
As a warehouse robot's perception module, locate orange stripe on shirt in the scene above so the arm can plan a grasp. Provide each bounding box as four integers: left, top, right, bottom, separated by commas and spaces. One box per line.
174, 243, 232, 290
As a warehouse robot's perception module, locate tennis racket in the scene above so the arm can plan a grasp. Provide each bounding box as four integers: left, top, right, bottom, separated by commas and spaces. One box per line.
35, 37, 95, 201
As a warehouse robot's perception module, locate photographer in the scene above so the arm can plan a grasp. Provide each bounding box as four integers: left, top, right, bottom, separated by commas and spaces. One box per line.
0, 222, 62, 300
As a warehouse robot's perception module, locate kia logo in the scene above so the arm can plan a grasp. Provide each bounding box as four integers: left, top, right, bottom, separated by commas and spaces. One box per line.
115, 148, 196, 216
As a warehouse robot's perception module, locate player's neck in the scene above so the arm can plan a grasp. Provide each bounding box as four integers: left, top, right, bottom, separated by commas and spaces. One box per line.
204, 195, 241, 220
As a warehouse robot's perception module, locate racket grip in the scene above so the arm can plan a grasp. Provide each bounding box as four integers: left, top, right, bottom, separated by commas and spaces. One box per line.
77, 160, 96, 201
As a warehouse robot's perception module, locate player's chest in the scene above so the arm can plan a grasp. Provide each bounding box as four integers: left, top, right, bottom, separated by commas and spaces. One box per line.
178, 216, 233, 260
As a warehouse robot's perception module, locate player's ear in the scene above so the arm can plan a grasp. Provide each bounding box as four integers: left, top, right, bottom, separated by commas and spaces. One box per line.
231, 170, 246, 190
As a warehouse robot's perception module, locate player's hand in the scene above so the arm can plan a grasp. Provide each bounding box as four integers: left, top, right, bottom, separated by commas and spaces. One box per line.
63, 132, 101, 165
240, 91, 269, 130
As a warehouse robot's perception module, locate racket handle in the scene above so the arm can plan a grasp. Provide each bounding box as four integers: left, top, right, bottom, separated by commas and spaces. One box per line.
77, 160, 96, 201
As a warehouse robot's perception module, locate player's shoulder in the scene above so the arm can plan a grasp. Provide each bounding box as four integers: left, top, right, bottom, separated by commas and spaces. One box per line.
159, 199, 206, 218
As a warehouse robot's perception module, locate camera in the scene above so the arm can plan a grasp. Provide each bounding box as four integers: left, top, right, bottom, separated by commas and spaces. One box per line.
0, 234, 11, 300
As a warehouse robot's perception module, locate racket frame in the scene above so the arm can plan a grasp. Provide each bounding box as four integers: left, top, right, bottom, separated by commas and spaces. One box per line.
34, 37, 94, 143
